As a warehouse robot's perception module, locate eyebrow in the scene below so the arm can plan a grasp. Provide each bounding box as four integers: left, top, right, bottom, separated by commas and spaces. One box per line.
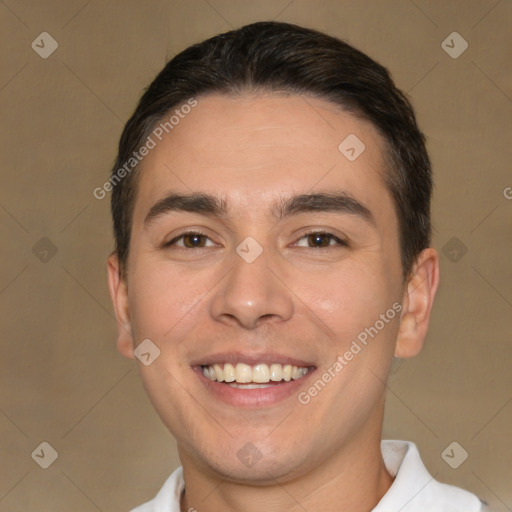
144, 191, 374, 226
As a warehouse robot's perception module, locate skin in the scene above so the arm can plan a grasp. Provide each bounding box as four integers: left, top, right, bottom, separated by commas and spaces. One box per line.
108, 93, 439, 512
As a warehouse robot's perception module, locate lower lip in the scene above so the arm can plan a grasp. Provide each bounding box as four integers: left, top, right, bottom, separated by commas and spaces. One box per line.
194, 367, 316, 408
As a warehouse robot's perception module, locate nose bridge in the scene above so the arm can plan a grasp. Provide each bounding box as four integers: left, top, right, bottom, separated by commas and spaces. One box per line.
209, 243, 294, 329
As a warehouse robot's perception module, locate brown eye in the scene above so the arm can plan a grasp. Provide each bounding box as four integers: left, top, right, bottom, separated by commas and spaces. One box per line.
165, 232, 216, 249
295, 232, 346, 248
307, 233, 332, 247
182, 234, 207, 248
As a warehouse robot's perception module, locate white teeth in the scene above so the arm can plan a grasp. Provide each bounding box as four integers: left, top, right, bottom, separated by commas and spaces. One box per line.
223, 363, 236, 382
235, 363, 252, 383
291, 366, 302, 379
282, 364, 292, 382
270, 363, 282, 381
213, 363, 224, 382
252, 364, 270, 383
227, 383, 274, 389
202, 362, 311, 384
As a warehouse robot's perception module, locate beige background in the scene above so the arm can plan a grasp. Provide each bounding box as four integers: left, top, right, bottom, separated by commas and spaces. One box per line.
1, 0, 511, 510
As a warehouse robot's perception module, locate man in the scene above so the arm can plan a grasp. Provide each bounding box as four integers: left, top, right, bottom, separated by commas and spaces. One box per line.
107, 21, 486, 511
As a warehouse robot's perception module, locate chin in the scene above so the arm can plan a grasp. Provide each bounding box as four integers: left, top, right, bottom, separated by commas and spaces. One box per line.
186, 440, 313, 485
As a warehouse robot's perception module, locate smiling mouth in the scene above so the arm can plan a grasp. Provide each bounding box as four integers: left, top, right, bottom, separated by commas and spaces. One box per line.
201, 362, 314, 389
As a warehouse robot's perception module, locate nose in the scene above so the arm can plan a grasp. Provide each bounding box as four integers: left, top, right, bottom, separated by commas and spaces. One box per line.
209, 248, 294, 330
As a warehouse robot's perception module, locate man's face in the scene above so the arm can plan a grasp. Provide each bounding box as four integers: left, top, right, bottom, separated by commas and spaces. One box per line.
114, 94, 407, 481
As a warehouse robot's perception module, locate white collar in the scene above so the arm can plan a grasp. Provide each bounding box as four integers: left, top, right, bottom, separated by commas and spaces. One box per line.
131, 440, 482, 512
374, 440, 482, 511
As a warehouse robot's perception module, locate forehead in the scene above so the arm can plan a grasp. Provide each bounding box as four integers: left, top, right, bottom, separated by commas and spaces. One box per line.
133, 93, 394, 223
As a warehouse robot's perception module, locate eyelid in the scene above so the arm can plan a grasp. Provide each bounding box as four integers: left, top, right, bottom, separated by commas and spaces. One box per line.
292, 229, 348, 248
164, 229, 218, 248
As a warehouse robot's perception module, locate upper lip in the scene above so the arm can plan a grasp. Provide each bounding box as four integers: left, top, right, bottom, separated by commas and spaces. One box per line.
191, 352, 316, 368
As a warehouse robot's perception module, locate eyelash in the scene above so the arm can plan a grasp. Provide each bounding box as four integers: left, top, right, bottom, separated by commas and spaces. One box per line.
164, 230, 348, 250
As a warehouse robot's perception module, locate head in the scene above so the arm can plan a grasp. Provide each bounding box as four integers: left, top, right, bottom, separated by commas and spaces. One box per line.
107, 21, 439, 484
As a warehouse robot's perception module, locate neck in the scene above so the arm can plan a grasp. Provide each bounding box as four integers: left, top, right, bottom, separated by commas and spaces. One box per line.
179, 420, 393, 512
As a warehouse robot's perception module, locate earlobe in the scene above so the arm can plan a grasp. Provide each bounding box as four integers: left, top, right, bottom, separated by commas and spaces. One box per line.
107, 253, 135, 359
395, 248, 440, 358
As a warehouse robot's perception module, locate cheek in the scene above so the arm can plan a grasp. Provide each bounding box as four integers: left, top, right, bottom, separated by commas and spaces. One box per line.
291, 259, 396, 342
127, 261, 215, 341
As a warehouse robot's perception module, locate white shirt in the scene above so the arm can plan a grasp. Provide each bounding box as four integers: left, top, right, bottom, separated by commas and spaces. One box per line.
131, 440, 486, 512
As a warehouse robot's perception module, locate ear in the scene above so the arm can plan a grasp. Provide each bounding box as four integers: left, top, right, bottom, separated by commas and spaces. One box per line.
107, 253, 135, 359
395, 248, 440, 358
